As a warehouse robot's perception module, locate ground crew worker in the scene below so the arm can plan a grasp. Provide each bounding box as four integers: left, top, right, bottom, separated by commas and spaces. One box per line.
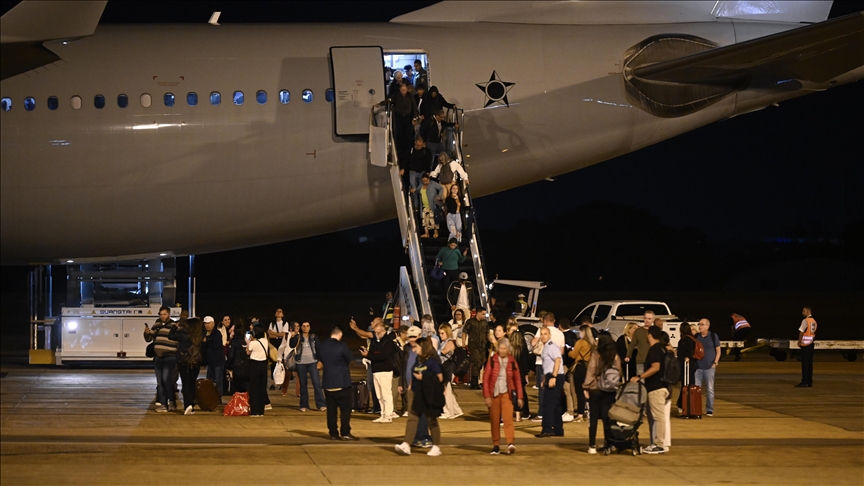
795, 307, 817, 388
516, 294, 528, 316
730, 313, 751, 361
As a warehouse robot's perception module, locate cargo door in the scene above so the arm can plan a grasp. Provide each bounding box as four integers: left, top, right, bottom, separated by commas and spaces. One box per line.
62, 318, 122, 357
330, 46, 385, 136
121, 318, 150, 358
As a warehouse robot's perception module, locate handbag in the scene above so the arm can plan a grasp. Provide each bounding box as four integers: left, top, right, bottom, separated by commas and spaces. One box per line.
145, 342, 155, 358
273, 361, 286, 386
430, 262, 445, 280
283, 347, 297, 372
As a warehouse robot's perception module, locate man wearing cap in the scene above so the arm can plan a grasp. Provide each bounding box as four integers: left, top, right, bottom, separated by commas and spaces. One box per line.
447, 273, 476, 318
516, 294, 528, 316
399, 326, 434, 447
202, 316, 226, 397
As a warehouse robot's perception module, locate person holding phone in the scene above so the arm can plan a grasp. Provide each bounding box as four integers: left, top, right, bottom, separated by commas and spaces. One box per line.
289, 322, 325, 412
245, 325, 269, 417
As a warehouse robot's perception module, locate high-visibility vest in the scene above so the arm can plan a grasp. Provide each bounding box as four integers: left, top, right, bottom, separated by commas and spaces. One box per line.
734, 318, 751, 331
801, 317, 817, 345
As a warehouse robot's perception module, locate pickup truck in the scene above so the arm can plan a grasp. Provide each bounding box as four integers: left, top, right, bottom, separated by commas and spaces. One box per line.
573, 300, 688, 348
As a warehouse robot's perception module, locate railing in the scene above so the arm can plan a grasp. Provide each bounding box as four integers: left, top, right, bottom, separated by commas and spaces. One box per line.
384, 108, 433, 318
447, 108, 492, 313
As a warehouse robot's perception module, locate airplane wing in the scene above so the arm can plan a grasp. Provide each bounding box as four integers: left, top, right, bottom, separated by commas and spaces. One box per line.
623, 12, 864, 117
1, 1, 107, 80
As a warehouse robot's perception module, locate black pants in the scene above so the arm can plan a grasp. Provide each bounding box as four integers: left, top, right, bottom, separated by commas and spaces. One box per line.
588, 390, 616, 448
178, 364, 199, 410
573, 363, 587, 415
248, 359, 268, 415
518, 369, 530, 416
800, 344, 814, 385
732, 328, 750, 360
325, 388, 353, 438
541, 373, 564, 435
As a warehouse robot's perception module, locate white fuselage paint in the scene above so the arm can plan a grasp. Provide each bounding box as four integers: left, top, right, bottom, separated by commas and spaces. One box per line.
0, 22, 856, 263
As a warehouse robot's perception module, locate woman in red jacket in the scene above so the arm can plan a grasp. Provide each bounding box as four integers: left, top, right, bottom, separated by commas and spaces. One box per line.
483, 337, 524, 455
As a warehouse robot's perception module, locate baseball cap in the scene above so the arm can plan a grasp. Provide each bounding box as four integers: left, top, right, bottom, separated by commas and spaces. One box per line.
203, 316, 214, 323
406, 326, 421, 338
459, 272, 468, 280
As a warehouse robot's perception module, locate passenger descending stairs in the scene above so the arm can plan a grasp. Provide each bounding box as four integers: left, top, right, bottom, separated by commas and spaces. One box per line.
370, 105, 491, 325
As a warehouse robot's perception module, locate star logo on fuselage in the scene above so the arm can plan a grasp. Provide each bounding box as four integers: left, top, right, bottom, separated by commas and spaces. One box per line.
476, 71, 515, 108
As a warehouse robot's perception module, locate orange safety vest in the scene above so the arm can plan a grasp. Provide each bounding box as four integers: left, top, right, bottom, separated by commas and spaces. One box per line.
801, 316, 817, 346
732, 314, 751, 330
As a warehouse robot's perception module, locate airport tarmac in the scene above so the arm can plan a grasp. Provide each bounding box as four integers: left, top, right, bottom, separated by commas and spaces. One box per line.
1, 355, 862, 486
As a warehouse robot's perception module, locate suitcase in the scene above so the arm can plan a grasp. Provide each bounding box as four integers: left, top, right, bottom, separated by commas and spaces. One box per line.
352, 381, 370, 411
196, 378, 222, 411
681, 361, 702, 419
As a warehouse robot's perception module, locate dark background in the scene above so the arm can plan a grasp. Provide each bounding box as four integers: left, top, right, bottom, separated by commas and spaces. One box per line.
2, 2, 863, 354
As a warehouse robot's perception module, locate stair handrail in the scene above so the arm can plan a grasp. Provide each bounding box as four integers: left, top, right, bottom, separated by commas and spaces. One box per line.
387, 109, 433, 318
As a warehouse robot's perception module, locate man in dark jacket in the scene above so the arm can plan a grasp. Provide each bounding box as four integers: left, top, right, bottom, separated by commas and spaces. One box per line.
361, 321, 397, 423
202, 316, 226, 396
447, 273, 476, 315
318, 326, 358, 440
419, 109, 457, 159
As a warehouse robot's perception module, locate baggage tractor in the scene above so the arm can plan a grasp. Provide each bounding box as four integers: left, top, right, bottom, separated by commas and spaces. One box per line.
195, 378, 222, 411
352, 381, 370, 411
681, 360, 702, 419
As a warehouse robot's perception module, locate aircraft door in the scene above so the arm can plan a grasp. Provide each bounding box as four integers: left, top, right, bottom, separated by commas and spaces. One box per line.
330, 46, 385, 136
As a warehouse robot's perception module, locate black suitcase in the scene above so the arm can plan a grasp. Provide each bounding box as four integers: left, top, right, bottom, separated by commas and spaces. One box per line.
196, 378, 222, 411
352, 381, 370, 411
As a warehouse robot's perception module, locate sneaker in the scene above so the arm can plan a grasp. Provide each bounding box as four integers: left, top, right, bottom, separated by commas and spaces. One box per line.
490, 446, 500, 455
507, 444, 516, 455
427, 445, 442, 456
451, 411, 463, 419
395, 442, 411, 455
155, 406, 168, 413
532, 385, 539, 390
531, 416, 543, 422
706, 411, 714, 417
167, 401, 176, 412
411, 440, 424, 448
642, 445, 665, 455
562, 412, 574, 422
264, 404, 273, 411
154, 401, 162, 407
341, 434, 360, 441
574, 415, 584, 423
319, 407, 327, 412
421, 439, 434, 448
184, 405, 194, 416
372, 417, 392, 423
402, 411, 410, 417
678, 408, 683, 415
299, 408, 309, 412
587, 446, 597, 455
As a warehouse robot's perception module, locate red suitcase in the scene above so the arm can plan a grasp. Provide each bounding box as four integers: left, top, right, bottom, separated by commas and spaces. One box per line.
681, 361, 702, 419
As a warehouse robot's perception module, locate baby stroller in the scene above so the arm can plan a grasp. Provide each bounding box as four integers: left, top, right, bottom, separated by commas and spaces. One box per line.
606, 379, 647, 455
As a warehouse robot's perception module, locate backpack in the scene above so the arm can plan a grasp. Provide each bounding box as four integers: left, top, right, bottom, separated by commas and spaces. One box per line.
452, 347, 469, 377
598, 365, 621, 392
689, 335, 705, 361
439, 162, 454, 184
661, 350, 680, 386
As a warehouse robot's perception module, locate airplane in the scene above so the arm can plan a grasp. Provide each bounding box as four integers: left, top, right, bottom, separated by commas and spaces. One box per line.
2, 1, 863, 265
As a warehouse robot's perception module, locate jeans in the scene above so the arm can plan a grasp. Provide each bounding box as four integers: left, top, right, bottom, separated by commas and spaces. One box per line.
695, 367, 716, 413
297, 362, 326, 409
154, 355, 177, 407
541, 373, 564, 435
206, 364, 225, 397
800, 344, 814, 385
426, 141, 444, 159
325, 388, 352, 437
446, 213, 462, 242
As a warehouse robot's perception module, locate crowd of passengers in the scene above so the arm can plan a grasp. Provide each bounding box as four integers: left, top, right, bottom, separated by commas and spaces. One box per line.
143, 297, 716, 456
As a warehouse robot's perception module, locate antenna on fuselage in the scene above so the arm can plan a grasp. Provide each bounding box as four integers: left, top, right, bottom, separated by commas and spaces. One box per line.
208, 12, 221, 26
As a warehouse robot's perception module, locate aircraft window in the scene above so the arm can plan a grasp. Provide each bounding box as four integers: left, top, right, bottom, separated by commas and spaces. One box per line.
302, 90, 313, 103
210, 91, 221, 106
48, 96, 59, 110
325, 89, 334, 102
1, 97, 10, 112
140, 93, 152, 108
24, 97, 36, 111
256, 90, 267, 104
117, 94, 128, 108
233, 91, 244, 105
164, 93, 175, 107
187, 92, 198, 106
279, 90, 290, 104
71, 96, 82, 110
94, 95, 105, 109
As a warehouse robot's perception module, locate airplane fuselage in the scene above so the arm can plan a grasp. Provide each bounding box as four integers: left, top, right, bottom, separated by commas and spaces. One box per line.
1, 21, 857, 263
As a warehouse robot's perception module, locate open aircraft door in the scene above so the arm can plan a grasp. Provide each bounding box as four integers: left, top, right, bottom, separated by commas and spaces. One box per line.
330, 46, 385, 136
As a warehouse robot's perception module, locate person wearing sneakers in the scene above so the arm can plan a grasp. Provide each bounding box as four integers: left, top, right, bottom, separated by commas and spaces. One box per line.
483, 337, 523, 455
170, 316, 203, 416
630, 326, 668, 454
437, 323, 464, 419
144, 306, 178, 412
583, 333, 622, 454
361, 321, 398, 423
567, 325, 596, 423
396, 337, 445, 457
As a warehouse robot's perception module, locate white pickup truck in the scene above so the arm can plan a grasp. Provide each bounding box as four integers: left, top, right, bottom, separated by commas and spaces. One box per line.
573, 300, 689, 348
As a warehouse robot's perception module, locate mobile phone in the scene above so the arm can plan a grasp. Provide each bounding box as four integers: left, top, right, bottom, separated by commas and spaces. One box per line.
245, 332, 252, 340
401, 315, 410, 321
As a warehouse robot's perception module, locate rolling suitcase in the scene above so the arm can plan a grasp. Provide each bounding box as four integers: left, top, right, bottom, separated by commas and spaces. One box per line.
681, 361, 702, 419
352, 381, 370, 411
196, 378, 222, 411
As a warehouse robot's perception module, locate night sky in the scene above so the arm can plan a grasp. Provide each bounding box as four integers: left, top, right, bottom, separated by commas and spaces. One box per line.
1, 1, 863, 295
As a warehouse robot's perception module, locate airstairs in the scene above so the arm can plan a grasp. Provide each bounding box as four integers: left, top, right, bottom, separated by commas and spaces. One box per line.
370, 105, 491, 326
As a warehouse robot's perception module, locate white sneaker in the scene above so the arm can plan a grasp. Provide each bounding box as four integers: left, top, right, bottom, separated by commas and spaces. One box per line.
587, 446, 597, 455
154, 401, 162, 407
451, 412, 463, 419
532, 385, 539, 390
372, 417, 392, 423
427, 445, 442, 456
389, 413, 401, 419
562, 412, 574, 422
395, 442, 411, 455
184, 406, 194, 416
402, 411, 409, 417
264, 404, 273, 411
